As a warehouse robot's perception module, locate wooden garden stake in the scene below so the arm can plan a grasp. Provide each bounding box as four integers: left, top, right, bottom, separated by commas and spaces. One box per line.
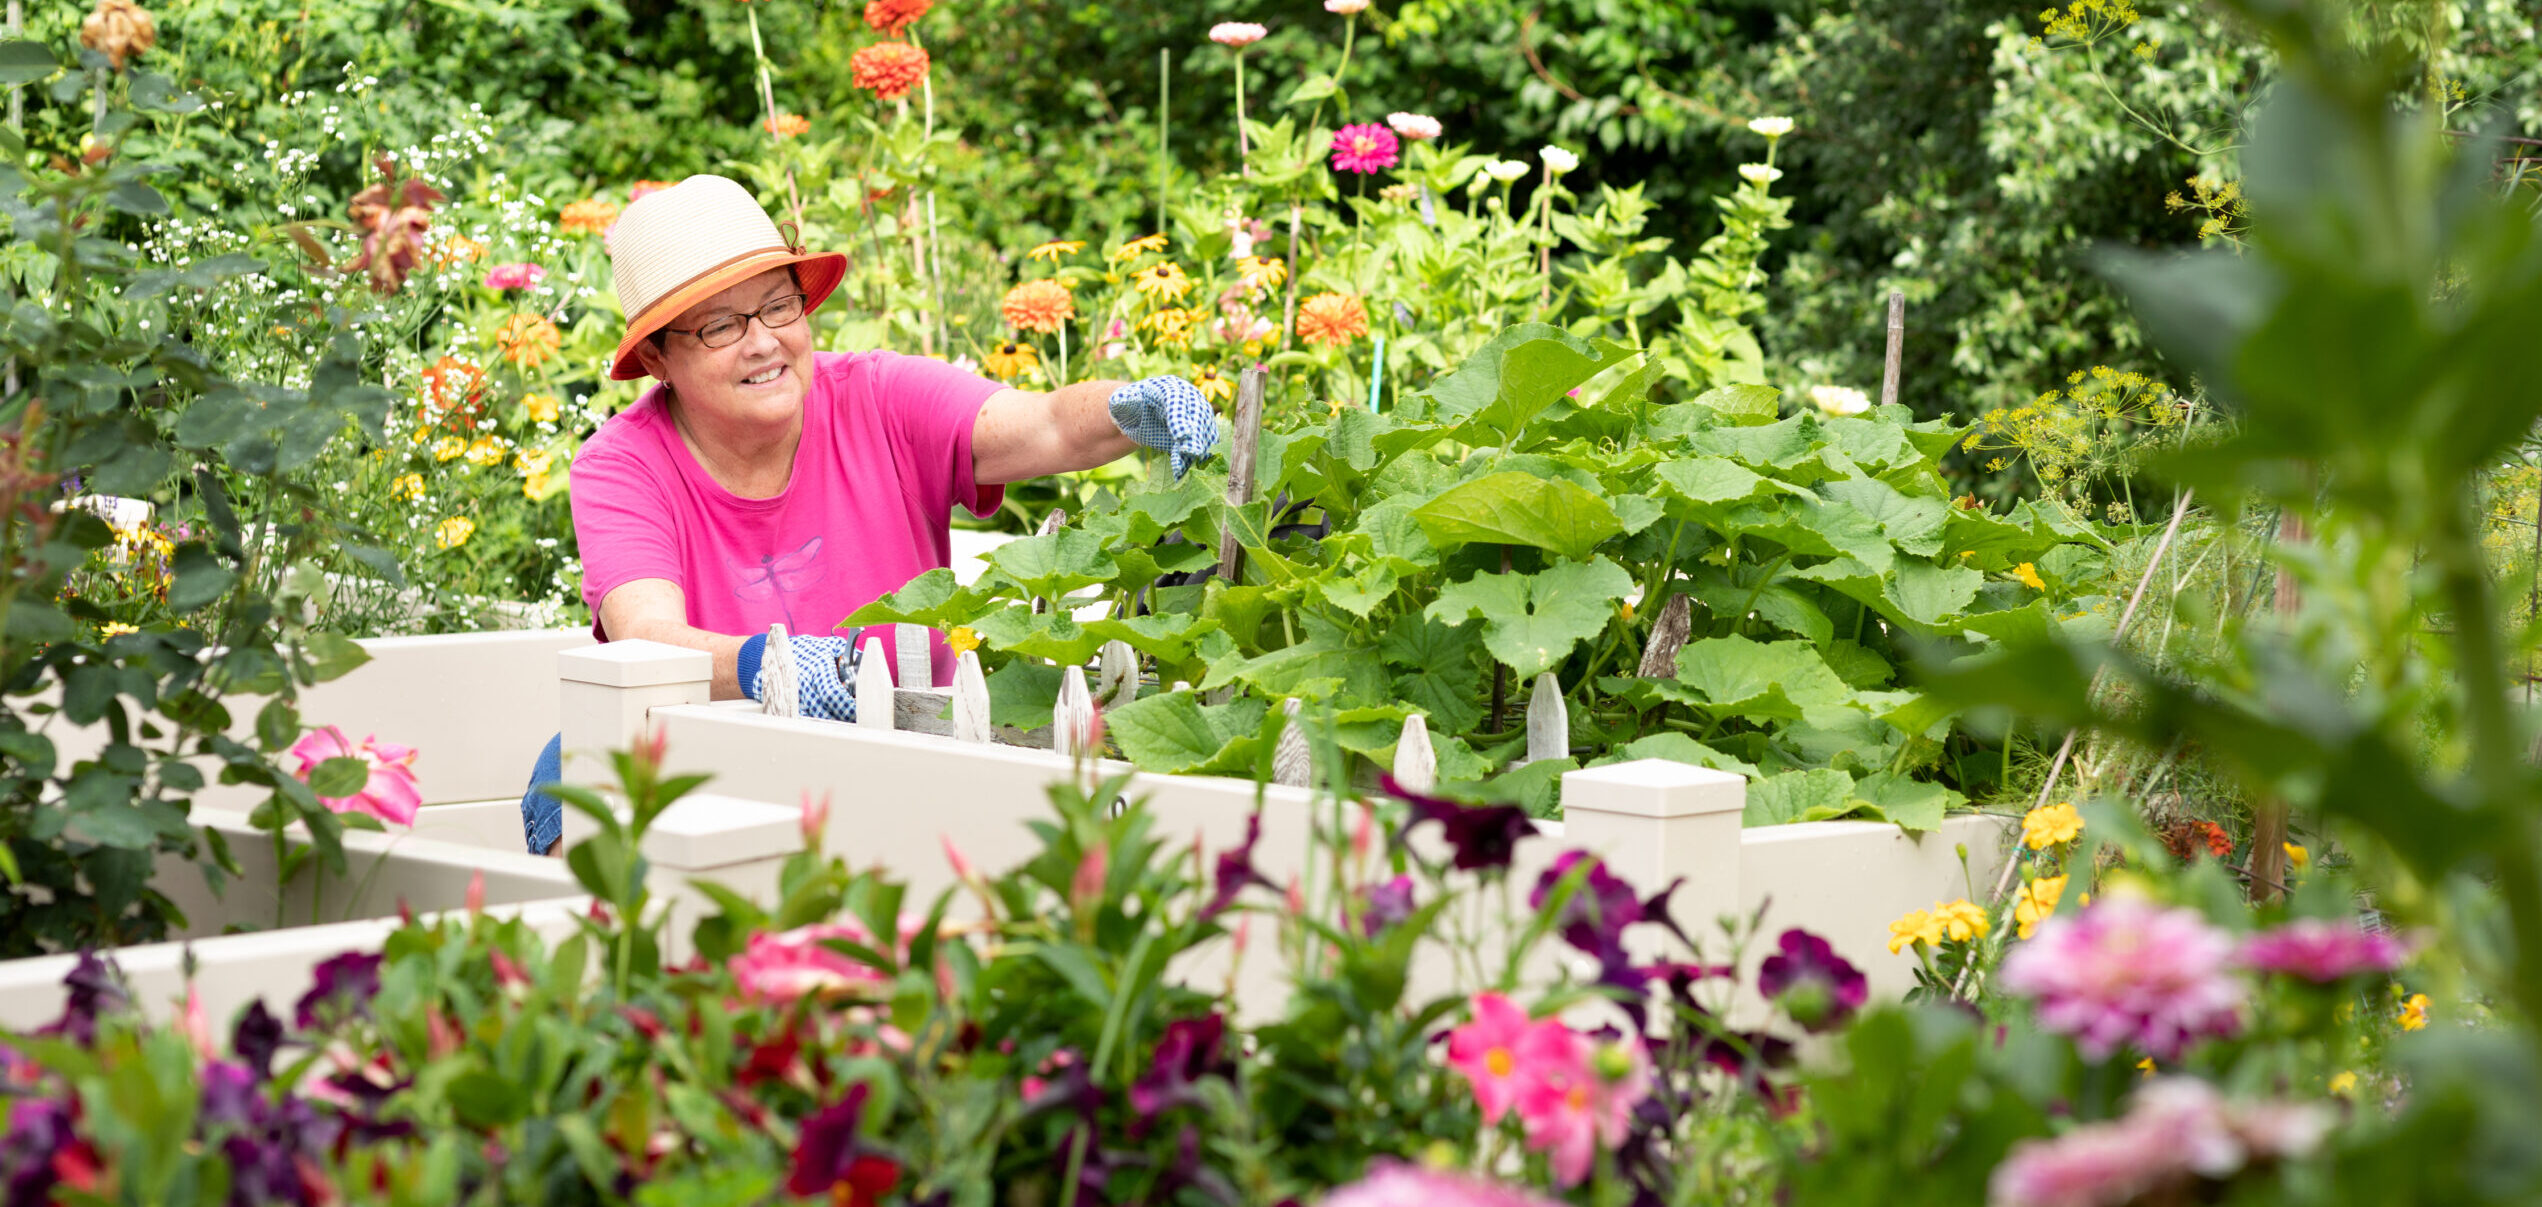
1490, 545, 1513, 730
1096, 640, 1138, 708
1880, 291, 1905, 411
1393, 713, 1438, 794
1272, 698, 1310, 788
1054, 666, 1095, 759
1031, 508, 1068, 615
2248, 509, 2309, 900
761, 624, 800, 718
951, 650, 992, 744
855, 635, 894, 729
1524, 672, 1568, 767
1636, 594, 1693, 678
1218, 367, 1268, 583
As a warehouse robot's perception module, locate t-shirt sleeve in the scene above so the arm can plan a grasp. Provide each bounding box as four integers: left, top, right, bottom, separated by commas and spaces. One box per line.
873, 353, 1005, 519
568, 437, 684, 617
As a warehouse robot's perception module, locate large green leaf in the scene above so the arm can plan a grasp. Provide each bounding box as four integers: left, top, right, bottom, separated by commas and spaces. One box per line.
1854, 770, 1959, 832
1380, 617, 1486, 735
1412, 471, 1623, 562
1824, 477, 1948, 558
1673, 635, 1854, 721
1744, 768, 1867, 826
985, 529, 1117, 601
1424, 557, 1633, 678
1592, 732, 1760, 779
847, 568, 993, 631
1105, 692, 1270, 774
1688, 383, 1781, 426
1423, 323, 1624, 444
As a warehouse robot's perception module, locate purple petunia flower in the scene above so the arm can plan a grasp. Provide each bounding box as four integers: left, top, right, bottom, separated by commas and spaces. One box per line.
786, 1083, 901, 1201
1383, 775, 1536, 872
1757, 928, 1869, 1032
1129, 1013, 1231, 1132
1199, 811, 1272, 923
1358, 875, 1416, 936
232, 999, 283, 1081
2238, 918, 2412, 983
295, 950, 385, 1030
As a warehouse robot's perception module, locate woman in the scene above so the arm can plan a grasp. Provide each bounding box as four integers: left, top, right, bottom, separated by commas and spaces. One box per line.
519, 175, 1215, 852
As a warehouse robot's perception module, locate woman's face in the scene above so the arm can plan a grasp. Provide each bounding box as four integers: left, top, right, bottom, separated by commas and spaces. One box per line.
635, 267, 814, 433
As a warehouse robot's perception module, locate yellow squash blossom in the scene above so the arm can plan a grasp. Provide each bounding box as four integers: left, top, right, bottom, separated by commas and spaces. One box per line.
2014, 874, 2067, 939
2022, 801, 2085, 850
946, 626, 982, 657
434, 516, 475, 550
2012, 562, 2046, 591
2283, 842, 2310, 870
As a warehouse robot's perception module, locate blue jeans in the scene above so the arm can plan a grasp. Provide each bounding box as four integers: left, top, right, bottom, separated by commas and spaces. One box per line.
521, 733, 563, 854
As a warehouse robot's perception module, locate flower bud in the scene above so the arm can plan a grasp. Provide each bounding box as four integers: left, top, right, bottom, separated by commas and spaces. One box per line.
1592, 1042, 1636, 1082
1778, 980, 1836, 1030
465, 869, 485, 917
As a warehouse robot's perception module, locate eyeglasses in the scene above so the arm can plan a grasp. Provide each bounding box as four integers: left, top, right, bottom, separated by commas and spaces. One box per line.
661, 292, 808, 349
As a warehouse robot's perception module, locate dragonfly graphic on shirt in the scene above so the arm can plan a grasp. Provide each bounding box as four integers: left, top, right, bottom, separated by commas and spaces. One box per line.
730, 535, 825, 631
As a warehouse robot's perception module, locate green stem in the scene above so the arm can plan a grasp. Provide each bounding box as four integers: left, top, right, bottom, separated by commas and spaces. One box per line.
1157, 48, 1171, 239
1233, 51, 1249, 169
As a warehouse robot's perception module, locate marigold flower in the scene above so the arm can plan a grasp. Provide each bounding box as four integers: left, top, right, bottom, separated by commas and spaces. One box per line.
765, 112, 810, 138
434, 516, 475, 550
1193, 365, 1234, 404
515, 448, 555, 476
559, 198, 620, 236
1748, 115, 1794, 137
525, 472, 560, 502
982, 340, 1039, 381
999, 279, 1076, 334
1210, 21, 1266, 47
1025, 239, 1085, 262
431, 436, 467, 463
863, 0, 930, 33
1296, 291, 1369, 347
418, 356, 487, 425
851, 41, 930, 102
464, 436, 506, 468
2013, 561, 2047, 591
1386, 111, 1443, 141
390, 474, 424, 502
522, 393, 562, 423
2397, 992, 2429, 1031
1329, 122, 1401, 174
1111, 232, 1170, 262
1934, 898, 1990, 942
2015, 874, 2068, 940
496, 313, 562, 368
80, 0, 155, 70
1235, 255, 1287, 292
2023, 801, 2084, 850
1887, 908, 1944, 954
630, 180, 678, 200
1130, 262, 1194, 302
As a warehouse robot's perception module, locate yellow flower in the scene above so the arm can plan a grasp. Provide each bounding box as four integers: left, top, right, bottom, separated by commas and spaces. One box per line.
946, 625, 981, 657
2014, 874, 2067, 939
1138, 306, 1201, 346
982, 340, 1039, 381
2328, 1071, 2358, 1096
496, 313, 561, 368
1026, 239, 1086, 262
1888, 908, 1945, 954
522, 393, 562, 423
434, 516, 475, 550
1131, 262, 1194, 302
1193, 365, 1234, 404
2013, 561, 2046, 591
2135, 1057, 2156, 1078
2283, 842, 2310, 870
464, 436, 506, 467
100, 622, 138, 637
1935, 898, 1991, 942
1235, 254, 1288, 292
524, 472, 561, 502
1110, 233, 1169, 262
516, 448, 554, 476
391, 473, 425, 501
431, 436, 467, 463
2398, 993, 2429, 1032
2022, 801, 2084, 850
1619, 599, 1635, 622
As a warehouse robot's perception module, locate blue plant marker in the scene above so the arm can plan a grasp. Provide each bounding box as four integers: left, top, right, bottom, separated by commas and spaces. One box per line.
1368, 334, 1387, 413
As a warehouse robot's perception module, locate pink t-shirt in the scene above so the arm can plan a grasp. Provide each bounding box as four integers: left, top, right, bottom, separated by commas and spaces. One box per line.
569, 350, 1004, 686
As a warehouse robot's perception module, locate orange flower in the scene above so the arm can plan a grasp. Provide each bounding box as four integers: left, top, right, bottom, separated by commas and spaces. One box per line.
999, 279, 1076, 334
863, 0, 931, 34
430, 234, 487, 267
630, 180, 678, 201
851, 41, 931, 102
1296, 292, 1370, 347
982, 340, 1040, 381
496, 314, 562, 368
764, 112, 810, 138
558, 198, 620, 236
418, 357, 488, 433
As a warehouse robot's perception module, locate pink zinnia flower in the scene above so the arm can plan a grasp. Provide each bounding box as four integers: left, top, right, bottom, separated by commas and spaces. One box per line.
729, 923, 888, 1002
1387, 111, 1443, 141
1999, 898, 2245, 1062
2239, 918, 2412, 983
482, 262, 544, 291
1328, 123, 1401, 174
1326, 1163, 1565, 1207
286, 726, 421, 827
1444, 992, 1533, 1123
1988, 1078, 2329, 1207
1209, 21, 1266, 47
1515, 1030, 1652, 1187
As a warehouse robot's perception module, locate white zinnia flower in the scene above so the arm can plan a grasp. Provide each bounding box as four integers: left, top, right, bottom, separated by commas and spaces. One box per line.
1540, 145, 1580, 174
1738, 163, 1783, 186
1748, 116, 1794, 138
1810, 385, 1872, 417
1484, 159, 1532, 184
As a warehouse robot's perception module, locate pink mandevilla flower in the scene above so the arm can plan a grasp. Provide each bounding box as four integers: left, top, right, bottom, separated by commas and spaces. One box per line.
1515, 1029, 1653, 1187
729, 923, 889, 1003
1325, 1162, 1566, 1207
1329, 123, 1402, 175
2238, 918, 2412, 983
1209, 21, 1266, 47
1387, 111, 1444, 141
1444, 992, 1533, 1123
482, 262, 545, 291
286, 726, 421, 827
1998, 898, 2245, 1062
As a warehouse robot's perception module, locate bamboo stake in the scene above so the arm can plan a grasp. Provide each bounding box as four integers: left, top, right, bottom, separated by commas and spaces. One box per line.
1880, 291, 1905, 410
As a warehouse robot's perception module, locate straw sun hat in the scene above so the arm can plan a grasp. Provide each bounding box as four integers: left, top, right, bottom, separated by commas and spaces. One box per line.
605, 174, 847, 381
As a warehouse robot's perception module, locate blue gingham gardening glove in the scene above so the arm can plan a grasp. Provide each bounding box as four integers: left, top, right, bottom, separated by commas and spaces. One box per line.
1109, 375, 1220, 479
736, 632, 860, 722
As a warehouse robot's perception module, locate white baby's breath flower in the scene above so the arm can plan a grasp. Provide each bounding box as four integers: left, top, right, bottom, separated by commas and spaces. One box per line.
1540, 145, 1580, 175
1484, 159, 1533, 184
1748, 116, 1794, 138
1810, 385, 1872, 416
1738, 163, 1784, 186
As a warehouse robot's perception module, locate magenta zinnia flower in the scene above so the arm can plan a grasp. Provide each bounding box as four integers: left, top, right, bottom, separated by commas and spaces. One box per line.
1325, 1163, 1564, 1207
286, 726, 421, 827
482, 262, 544, 291
2239, 918, 2412, 983
1329, 122, 1401, 174
1987, 1078, 2329, 1207
1387, 111, 1443, 141
1998, 897, 2245, 1062
1208, 21, 1265, 46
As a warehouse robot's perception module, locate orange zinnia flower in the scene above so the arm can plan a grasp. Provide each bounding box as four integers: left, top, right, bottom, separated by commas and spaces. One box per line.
999, 279, 1076, 334
863, 0, 931, 34
430, 234, 487, 267
851, 41, 931, 102
558, 198, 621, 236
418, 357, 489, 433
982, 340, 1040, 381
1296, 292, 1370, 347
765, 112, 810, 138
630, 180, 678, 200
496, 314, 562, 368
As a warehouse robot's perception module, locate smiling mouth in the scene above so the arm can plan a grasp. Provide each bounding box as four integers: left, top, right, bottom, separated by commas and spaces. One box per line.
740, 363, 786, 386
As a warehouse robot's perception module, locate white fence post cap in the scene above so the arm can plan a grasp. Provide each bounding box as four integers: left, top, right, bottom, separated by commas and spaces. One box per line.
640, 793, 802, 869
1561, 759, 1745, 820
560, 640, 713, 689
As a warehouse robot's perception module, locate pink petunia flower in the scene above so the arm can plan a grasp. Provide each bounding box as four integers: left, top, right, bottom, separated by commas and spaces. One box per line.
1444, 992, 1533, 1124
1208, 21, 1266, 47
1514, 1029, 1651, 1187
1326, 1162, 1566, 1207
1386, 111, 1443, 141
1329, 122, 1401, 174
286, 726, 421, 827
482, 262, 545, 291
2238, 918, 2412, 983
1999, 898, 2245, 1062
729, 923, 889, 1003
